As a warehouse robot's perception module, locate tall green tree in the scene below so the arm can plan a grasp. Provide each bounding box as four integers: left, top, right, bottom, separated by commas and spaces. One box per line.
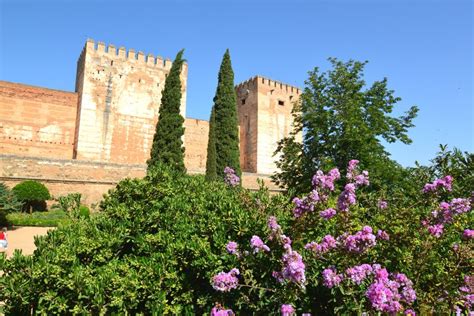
273, 58, 418, 193
213, 49, 241, 179
205, 106, 217, 181
147, 49, 186, 173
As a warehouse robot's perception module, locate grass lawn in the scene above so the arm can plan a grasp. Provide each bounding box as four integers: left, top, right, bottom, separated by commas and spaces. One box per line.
5, 209, 71, 227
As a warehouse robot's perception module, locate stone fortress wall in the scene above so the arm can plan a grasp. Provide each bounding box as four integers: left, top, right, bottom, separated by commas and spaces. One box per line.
0, 39, 299, 204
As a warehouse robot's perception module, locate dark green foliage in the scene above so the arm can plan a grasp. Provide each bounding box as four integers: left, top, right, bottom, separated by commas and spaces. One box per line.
213, 49, 241, 179
0, 162, 471, 314
0, 183, 21, 213
78, 205, 90, 219
6, 209, 70, 227
0, 165, 286, 314
147, 49, 186, 173
56, 193, 81, 213
205, 107, 217, 181
273, 58, 418, 193
12, 180, 50, 212
409, 145, 474, 198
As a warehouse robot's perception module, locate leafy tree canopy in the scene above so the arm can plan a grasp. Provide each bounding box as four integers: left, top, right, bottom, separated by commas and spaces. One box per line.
273, 58, 419, 193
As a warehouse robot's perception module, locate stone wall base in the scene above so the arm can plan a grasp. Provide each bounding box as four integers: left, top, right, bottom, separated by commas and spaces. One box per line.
0, 154, 283, 206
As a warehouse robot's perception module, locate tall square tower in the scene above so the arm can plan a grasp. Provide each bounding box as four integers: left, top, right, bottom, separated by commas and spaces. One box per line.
74, 39, 187, 164
236, 76, 301, 175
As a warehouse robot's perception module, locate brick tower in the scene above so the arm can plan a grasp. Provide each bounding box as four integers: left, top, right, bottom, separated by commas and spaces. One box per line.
73, 39, 187, 164
236, 76, 301, 175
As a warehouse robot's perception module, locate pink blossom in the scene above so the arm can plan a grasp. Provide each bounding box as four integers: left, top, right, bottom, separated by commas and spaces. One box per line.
377, 230, 390, 240
422, 175, 453, 193
226, 241, 238, 255
212, 268, 240, 292
322, 267, 343, 288
250, 235, 270, 253
463, 229, 474, 239
281, 304, 295, 316
378, 200, 388, 209
211, 306, 234, 316
319, 208, 337, 220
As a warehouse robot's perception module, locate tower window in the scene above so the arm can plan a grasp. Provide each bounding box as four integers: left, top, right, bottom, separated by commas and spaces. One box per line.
111, 60, 114, 66
278, 100, 285, 106
241, 99, 246, 105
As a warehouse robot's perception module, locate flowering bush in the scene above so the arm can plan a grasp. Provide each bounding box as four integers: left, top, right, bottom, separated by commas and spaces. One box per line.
209, 160, 473, 314
0, 161, 472, 314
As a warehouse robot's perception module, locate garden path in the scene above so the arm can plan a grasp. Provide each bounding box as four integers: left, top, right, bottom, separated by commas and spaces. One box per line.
0, 226, 52, 258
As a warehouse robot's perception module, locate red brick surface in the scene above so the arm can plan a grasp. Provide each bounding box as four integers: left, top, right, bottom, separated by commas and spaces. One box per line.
0, 81, 78, 159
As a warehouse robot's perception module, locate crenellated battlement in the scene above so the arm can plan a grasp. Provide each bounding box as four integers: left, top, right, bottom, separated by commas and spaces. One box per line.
236, 75, 301, 95
80, 38, 176, 70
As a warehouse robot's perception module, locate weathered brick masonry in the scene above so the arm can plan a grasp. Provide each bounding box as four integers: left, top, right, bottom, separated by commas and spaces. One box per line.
0, 39, 299, 204
0, 81, 78, 159
0, 154, 280, 205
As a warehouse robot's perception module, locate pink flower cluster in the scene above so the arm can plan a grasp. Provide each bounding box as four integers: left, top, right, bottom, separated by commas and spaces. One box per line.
319, 208, 337, 220
305, 226, 387, 256
211, 306, 234, 316
463, 229, 474, 239
293, 168, 340, 217
292, 190, 319, 217
305, 235, 337, 255
337, 183, 357, 212
278, 247, 306, 286
338, 160, 370, 212
366, 266, 416, 313
224, 167, 240, 187
422, 175, 453, 193
312, 168, 340, 192
280, 304, 295, 316
378, 199, 388, 209
377, 229, 390, 240
422, 198, 472, 238
322, 267, 343, 288
293, 161, 369, 217
212, 268, 240, 292
250, 235, 270, 253
341, 226, 377, 253
322, 264, 417, 313
266, 217, 306, 286
226, 241, 239, 255
345, 264, 373, 284
268, 216, 281, 234
457, 275, 474, 311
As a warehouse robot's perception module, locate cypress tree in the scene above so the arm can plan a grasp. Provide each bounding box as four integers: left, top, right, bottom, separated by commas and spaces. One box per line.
147, 49, 186, 173
213, 49, 241, 179
205, 106, 217, 181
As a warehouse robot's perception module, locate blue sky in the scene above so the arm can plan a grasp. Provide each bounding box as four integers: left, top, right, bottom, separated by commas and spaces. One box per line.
0, 0, 472, 166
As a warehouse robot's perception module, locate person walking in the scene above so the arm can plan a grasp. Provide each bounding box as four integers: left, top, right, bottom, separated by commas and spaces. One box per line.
0, 227, 8, 252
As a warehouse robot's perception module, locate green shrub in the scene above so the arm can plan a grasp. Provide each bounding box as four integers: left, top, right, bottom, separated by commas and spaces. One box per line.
0, 163, 471, 314
55, 193, 81, 213
0, 183, 22, 213
78, 205, 90, 219
12, 180, 50, 212
0, 165, 284, 314
5, 209, 70, 227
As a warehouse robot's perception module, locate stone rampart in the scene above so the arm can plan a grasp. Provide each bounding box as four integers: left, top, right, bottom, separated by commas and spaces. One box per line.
0, 154, 282, 206
0, 81, 78, 159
